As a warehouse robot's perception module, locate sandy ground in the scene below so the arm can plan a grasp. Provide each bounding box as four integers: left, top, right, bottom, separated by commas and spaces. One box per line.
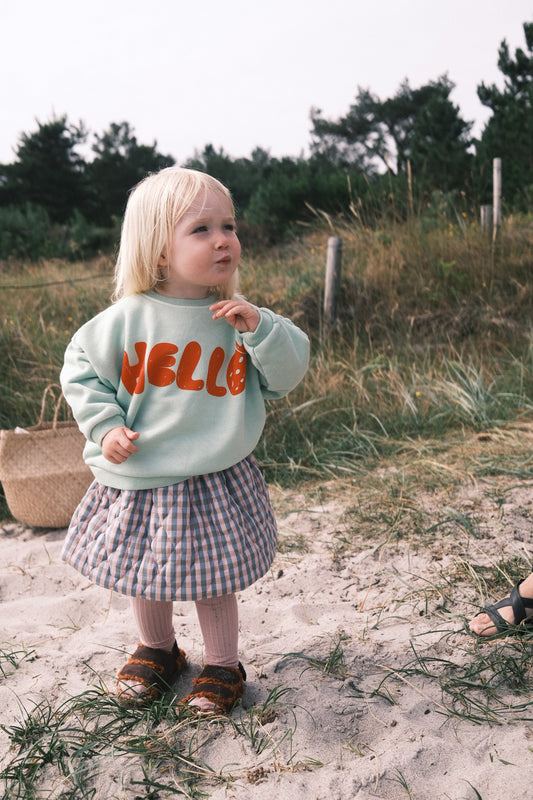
1, 475, 532, 799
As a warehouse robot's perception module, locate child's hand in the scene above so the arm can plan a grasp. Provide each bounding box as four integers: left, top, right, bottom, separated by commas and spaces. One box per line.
210, 300, 260, 333
102, 426, 139, 464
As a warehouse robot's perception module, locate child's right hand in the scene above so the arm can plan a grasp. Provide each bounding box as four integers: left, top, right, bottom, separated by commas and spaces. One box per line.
102, 426, 140, 464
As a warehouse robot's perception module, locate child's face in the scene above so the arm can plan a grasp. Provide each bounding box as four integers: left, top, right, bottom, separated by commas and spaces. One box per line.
158, 188, 241, 299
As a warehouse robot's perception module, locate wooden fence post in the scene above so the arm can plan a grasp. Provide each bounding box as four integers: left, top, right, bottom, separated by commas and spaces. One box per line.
480, 205, 493, 232
323, 236, 342, 333
493, 157, 502, 240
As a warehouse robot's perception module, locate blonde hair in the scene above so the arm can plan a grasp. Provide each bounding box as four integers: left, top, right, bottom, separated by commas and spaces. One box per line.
114, 167, 239, 300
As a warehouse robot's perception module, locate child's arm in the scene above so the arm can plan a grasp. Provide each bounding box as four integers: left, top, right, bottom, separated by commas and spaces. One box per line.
61, 339, 127, 447
102, 427, 140, 464
210, 299, 260, 333
213, 303, 310, 397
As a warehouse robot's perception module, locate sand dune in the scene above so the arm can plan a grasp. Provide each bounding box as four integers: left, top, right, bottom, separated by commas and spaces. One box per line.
1, 478, 532, 799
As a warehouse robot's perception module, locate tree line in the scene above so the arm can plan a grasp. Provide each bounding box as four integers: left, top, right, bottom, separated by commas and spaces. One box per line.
0, 22, 531, 260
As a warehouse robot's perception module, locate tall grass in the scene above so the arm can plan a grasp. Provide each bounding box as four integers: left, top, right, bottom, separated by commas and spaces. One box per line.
0, 257, 114, 429
1, 211, 532, 511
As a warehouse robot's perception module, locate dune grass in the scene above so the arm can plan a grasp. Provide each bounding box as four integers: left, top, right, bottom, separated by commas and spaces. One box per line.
1, 212, 532, 473
0, 679, 317, 799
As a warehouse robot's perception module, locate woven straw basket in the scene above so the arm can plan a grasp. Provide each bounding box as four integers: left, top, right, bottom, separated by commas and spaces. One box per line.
0, 384, 93, 528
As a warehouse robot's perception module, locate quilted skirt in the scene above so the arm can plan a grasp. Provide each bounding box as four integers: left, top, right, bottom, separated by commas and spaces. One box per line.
61, 456, 277, 601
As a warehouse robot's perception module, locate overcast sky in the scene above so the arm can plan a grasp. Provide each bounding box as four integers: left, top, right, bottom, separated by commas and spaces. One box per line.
1, 1, 532, 165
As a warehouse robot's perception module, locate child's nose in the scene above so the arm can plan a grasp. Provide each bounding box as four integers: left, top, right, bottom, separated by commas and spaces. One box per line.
215, 231, 230, 248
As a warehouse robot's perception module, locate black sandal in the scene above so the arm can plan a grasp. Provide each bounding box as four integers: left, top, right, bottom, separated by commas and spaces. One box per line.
473, 579, 533, 636
116, 641, 187, 702
180, 662, 246, 714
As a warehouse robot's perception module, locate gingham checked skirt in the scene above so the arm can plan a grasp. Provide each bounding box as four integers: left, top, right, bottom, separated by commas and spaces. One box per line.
61, 456, 277, 601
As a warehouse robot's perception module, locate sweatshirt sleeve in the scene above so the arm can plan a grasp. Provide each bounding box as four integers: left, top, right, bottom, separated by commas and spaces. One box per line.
60, 338, 126, 445
240, 308, 310, 398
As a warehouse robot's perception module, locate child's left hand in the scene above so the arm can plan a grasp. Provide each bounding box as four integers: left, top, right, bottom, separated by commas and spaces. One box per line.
210, 300, 260, 333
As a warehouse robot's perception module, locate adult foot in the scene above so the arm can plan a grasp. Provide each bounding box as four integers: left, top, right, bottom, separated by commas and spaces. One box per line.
469, 574, 533, 636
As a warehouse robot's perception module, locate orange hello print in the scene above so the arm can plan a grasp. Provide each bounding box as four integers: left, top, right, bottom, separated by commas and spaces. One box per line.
121, 340, 247, 397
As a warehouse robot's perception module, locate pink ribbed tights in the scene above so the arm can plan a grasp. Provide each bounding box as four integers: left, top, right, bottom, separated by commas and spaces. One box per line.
130, 593, 239, 667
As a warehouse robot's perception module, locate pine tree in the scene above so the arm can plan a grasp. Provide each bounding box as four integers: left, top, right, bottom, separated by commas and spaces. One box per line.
476, 22, 533, 208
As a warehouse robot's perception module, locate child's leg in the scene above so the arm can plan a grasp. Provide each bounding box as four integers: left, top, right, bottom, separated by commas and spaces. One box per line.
116, 598, 185, 701
130, 597, 176, 651
188, 593, 241, 712
194, 593, 239, 667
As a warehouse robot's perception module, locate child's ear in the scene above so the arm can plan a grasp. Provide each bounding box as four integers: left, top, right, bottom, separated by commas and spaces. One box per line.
158, 254, 168, 266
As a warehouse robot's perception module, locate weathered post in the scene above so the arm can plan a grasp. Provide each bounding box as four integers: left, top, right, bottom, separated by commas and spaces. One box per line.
480, 205, 493, 232
493, 157, 502, 240
323, 236, 342, 334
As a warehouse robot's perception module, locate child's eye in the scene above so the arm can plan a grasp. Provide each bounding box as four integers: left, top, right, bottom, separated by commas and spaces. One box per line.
193, 225, 208, 233
224, 223, 236, 232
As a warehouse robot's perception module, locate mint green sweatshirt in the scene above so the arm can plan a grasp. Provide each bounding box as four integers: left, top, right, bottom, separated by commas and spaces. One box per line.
60, 291, 309, 490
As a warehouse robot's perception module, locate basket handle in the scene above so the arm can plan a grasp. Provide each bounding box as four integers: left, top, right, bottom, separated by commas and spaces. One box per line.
38, 383, 71, 428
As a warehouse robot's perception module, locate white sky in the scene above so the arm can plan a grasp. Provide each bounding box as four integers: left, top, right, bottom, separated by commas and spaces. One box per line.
1, 0, 532, 165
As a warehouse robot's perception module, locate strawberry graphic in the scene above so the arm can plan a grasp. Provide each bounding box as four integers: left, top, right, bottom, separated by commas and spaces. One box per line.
226, 342, 247, 395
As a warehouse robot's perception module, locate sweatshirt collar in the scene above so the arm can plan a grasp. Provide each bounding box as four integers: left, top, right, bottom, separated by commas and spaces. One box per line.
145, 290, 217, 308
